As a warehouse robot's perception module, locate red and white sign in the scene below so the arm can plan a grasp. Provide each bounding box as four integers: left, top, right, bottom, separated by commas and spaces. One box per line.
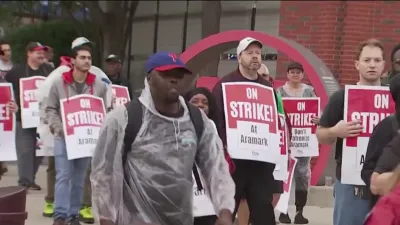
282, 97, 320, 157
222, 82, 280, 164
274, 114, 289, 181
342, 85, 395, 185
19, 76, 45, 128
60, 94, 106, 160
192, 165, 215, 217
0, 83, 17, 161
275, 156, 298, 214
112, 84, 131, 108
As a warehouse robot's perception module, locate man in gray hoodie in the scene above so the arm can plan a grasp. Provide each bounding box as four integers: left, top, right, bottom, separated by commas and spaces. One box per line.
91, 52, 235, 225
46, 45, 111, 225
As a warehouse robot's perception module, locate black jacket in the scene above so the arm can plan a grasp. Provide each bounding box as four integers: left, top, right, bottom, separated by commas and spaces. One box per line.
361, 115, 397, 208
5, 63, 54, 122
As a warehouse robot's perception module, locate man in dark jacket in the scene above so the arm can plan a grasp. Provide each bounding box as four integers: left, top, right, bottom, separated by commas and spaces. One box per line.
104, 54, 133, 97
212, 37, 282, 225
5, 42, 54, 190
361, 43, 400, 208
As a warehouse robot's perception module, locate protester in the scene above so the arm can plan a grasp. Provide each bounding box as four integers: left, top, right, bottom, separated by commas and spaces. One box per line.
0, 39, 13, 175
37, 37, 111, 223
360, 44, 400, 208
316, 38, 385, 225
104, 54, 132, 97
46, 44, 110, 225
236, 63, 284, 225
364, 164, 400, 225
370, 73, 400, 195
381, 43, 400, 85
91, 52, 235, 225
184, 87, 219, 225
212, 37, 282, 225
276, 62, 319, 224
5, 42, 53, 190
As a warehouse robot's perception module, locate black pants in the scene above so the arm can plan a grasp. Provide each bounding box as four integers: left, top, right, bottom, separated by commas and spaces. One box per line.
194, 215, 217, 225
232, 160, 276, 225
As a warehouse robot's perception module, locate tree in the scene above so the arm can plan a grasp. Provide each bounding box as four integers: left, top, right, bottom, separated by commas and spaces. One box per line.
200, 1, 221, 76
62, 1, 138, 66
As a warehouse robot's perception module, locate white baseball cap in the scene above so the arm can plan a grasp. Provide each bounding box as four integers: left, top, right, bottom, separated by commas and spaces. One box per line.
71, 37, 94, 50
236, 37, 263, 56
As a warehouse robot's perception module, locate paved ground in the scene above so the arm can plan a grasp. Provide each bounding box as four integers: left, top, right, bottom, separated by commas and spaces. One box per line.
0, 164, 333, 225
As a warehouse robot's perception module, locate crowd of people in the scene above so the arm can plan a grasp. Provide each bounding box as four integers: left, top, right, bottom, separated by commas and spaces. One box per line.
1, 34, 400, 225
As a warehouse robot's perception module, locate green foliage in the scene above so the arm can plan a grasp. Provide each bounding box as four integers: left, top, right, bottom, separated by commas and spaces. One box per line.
5, 20, 96, 66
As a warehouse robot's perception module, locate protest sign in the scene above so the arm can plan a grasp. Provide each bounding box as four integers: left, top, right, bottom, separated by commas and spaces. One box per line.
274, 114, 289, 181
282, 97, 320, 157
275, 156, 298, 214
112, 84, 131, 108
0, 83, 17, 161
222, 82, 280, 164
19, 76, 45, 128
192, 165, 215, 217
341, 85, 394, 185
60, 94, 106, 160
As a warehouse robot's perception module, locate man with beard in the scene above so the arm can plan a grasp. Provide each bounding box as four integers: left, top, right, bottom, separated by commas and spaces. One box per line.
46, 45, 110, 225
212, 37, 282, 225
316, 38, 385, 225
91, 52, 235, 225
5, 42, 53, 190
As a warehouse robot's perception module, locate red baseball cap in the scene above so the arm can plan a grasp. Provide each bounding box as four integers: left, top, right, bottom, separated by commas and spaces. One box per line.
26, 42, 48, 52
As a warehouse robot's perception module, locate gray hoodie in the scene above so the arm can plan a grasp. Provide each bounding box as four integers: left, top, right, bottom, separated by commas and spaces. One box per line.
46, 70, 110, 137
90, 79, 235, 225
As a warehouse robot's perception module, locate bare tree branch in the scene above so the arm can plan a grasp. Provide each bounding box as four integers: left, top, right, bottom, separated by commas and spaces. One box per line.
120, 1, 139, 61
82, 1, 104, 22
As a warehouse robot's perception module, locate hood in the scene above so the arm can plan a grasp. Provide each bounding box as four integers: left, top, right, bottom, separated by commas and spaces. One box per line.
138, 79, 191, 151
60, 56, 72, 68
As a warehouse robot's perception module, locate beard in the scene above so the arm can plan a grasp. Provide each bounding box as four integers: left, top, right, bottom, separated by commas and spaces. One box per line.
244, 61, 261, 71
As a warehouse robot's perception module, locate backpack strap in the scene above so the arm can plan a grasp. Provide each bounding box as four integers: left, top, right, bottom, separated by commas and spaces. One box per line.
122, 97, 143, 167
186, 102, 205, 192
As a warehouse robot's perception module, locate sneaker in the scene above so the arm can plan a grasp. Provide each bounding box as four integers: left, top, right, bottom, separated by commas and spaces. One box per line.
29, 183, 42, 191
67, 216, 81, 225
79, 207, 95, 224
279, 213, 292, 224
294, 211, 309, 224
53, 218, 65, 225
43, 202, 54, 217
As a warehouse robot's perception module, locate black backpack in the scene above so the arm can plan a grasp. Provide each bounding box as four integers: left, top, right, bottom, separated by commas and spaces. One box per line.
122, 97, 206, 191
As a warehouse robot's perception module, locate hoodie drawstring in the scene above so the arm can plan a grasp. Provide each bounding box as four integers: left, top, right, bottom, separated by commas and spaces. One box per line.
172, 120, 180, 151
63, 81, 70, 103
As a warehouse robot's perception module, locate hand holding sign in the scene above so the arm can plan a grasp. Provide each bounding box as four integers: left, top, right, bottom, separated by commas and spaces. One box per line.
6, 101, 18, 113
332, 120, 363, 138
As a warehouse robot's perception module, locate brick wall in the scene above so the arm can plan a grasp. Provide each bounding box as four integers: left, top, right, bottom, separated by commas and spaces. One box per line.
277, 1, 400, 86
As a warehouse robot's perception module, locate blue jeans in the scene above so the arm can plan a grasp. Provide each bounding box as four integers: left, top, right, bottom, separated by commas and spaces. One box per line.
333, 180, 370, 225
53, 137, 91, 220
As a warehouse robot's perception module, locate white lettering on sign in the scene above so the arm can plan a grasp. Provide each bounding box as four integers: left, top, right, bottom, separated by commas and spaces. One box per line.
229, 102, 274, 122
0, 104, 9, 120
287, 113, 316, 126
80, 99, 91, 109
373, 94, 389, 109
66, 111, 104, 127
115, 97, 129, 106
246, 88, 258, 100
297, 102, 305, 111
351, 112, 391, 134
24, 90, 37, 102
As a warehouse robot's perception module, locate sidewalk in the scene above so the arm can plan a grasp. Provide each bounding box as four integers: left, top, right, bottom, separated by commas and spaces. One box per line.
0, 164, 333, 225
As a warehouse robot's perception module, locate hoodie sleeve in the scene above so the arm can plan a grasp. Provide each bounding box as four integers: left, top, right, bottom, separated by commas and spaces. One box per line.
195, 112, 236, 214
91, 109, 124, 224
45, 82, 63, 136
